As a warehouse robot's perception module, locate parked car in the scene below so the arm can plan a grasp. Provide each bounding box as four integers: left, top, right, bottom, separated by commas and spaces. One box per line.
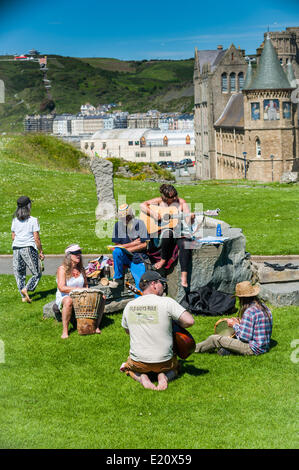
157, 161, 167, 168
179, 158, 193, 167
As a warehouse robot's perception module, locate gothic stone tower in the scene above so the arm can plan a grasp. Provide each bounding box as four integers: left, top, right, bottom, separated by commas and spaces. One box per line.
243, 35, 298, 182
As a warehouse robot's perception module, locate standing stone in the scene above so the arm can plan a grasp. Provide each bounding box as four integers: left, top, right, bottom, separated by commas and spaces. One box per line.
90, 157, 117, 220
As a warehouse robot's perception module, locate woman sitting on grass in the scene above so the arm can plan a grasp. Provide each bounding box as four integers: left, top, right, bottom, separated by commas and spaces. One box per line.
195, 281, 273, 356
55, 244, 99, 339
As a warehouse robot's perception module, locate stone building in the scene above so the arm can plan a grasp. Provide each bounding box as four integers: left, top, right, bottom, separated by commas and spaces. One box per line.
194, 28, 299, 182
193, 44, 247, 179
257, 27, 299, 76
214, 35, 298, 182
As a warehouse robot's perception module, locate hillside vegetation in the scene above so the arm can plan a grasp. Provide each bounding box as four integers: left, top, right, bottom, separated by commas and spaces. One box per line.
0, 56, 194, 132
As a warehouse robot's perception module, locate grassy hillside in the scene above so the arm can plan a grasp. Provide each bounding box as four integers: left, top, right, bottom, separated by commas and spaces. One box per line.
1, 133, 299, 255
0, 56, 194, 132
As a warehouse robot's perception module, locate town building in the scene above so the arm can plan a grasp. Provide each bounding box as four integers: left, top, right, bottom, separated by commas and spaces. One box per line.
53, 114, 74, 135
128, 111, 160, 129
24, 114, 54, 133
81, 129, 194, 164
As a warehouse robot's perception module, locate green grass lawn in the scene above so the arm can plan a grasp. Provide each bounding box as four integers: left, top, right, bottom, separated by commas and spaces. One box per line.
0, 143, 299, 255
0, 274, 298, 449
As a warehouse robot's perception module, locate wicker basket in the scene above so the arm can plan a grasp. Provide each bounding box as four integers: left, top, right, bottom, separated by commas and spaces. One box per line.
70, 289, 104, 335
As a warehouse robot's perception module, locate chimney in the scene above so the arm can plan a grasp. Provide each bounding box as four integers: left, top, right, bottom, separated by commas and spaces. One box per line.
217, 45, 223, 50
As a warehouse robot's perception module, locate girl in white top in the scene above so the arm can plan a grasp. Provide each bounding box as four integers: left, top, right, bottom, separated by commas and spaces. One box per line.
56, 244, 88, 339
11, 196, 45, 303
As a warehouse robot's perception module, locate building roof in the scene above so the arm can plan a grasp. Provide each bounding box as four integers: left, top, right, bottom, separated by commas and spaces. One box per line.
247, 35, 292, 90
214, 93, 244, 129
90, 128, 194, 145
92, 129, 148, 140
286, 62, 296, 85
196, 49, 226, 73
243, 61, 254, 90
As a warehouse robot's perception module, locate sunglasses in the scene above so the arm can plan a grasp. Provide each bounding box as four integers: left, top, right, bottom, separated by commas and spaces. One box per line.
70, 250, 82, 255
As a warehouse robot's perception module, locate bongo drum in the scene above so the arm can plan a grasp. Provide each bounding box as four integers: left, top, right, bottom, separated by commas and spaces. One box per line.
172, 321, 196, 359
214, 318, 236, 337
70, 289, 104, 335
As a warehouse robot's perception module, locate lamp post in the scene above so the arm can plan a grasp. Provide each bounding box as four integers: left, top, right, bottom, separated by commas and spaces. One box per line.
270, 154, 274, 182
243, 152, 247, 179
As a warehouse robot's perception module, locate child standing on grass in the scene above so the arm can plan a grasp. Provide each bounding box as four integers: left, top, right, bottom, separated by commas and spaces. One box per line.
11, 196, 45, 303
195, 281, 273, 356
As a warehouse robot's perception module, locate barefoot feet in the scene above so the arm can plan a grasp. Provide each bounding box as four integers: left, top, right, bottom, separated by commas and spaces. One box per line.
21, 288, 32, 303
154, 259, 166, 270
157, 373, 168, 391
140, 374, 157, 390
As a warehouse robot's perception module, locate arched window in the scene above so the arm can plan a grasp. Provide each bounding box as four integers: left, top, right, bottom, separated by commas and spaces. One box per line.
238, 72, 244, 90
221, 73, 227, 93
230, 73, 236, 92
163, 135, 168, 146
256, 138, 261, 157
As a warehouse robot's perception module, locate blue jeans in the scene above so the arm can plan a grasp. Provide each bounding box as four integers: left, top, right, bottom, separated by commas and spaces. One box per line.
113, 247, 146, 291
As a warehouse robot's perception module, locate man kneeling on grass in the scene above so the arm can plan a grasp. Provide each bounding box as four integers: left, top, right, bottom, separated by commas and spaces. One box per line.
120, 271, 194, 391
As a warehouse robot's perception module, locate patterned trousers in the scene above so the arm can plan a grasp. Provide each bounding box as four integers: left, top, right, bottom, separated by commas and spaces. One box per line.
13, 246, 42, 296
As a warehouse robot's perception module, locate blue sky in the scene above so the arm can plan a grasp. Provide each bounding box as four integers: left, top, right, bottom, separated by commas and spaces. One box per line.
0, 0, 298, 60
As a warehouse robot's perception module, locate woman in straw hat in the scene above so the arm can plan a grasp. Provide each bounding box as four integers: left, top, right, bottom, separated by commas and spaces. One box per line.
195, 281, 273, 356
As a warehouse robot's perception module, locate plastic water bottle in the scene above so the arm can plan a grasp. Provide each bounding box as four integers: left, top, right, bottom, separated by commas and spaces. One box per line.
216, 224, 222, 237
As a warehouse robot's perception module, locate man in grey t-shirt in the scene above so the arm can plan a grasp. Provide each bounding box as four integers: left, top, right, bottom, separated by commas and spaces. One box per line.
121, 271, 194, 391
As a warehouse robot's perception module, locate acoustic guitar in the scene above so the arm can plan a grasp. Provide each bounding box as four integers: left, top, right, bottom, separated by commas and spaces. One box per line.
139, 206, 220, 235
125, 282, 196, 360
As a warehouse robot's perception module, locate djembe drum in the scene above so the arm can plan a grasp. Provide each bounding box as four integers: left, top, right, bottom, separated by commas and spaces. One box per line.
70, 288, 104, 335
214, 318, 238, 337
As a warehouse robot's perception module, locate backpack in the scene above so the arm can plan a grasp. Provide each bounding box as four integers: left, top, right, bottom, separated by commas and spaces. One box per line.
180, 285, 236, 316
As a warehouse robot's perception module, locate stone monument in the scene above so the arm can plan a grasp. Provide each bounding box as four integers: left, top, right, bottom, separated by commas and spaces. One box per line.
90, 156, 117, 220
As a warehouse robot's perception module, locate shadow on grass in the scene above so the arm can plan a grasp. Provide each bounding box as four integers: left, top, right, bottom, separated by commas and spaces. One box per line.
31, 288, 57, 301
270, 339, 278, 350
180, 361, 209, 377
68, 311, 115, 336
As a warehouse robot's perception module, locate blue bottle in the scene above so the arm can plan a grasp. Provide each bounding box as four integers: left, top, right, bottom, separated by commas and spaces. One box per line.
216, 223, 222, 237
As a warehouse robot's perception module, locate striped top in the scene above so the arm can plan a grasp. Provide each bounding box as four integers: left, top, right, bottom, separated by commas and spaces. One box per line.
233, 303, 273, 355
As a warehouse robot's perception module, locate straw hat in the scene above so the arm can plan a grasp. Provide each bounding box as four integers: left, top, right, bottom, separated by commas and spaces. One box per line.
117, 203, 133, 218
235, 281, 260, 297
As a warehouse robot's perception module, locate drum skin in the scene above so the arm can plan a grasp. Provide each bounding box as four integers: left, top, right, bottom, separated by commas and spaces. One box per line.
214, 318, 236, 337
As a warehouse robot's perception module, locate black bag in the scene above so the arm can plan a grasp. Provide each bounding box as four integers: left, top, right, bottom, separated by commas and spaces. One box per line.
180, 285, 236, 316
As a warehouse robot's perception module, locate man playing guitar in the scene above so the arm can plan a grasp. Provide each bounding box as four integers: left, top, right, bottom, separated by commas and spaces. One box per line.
140, 184, 194, 290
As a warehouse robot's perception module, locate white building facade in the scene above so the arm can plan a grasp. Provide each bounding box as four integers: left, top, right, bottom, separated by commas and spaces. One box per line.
81, 129, 195, 163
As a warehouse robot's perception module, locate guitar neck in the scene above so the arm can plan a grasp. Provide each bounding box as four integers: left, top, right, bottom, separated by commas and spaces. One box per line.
125, 282, 143, 296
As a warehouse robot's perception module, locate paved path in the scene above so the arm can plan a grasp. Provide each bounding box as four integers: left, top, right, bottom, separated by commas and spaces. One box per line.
0, 254, 100, 275
0, 254, 299, 276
